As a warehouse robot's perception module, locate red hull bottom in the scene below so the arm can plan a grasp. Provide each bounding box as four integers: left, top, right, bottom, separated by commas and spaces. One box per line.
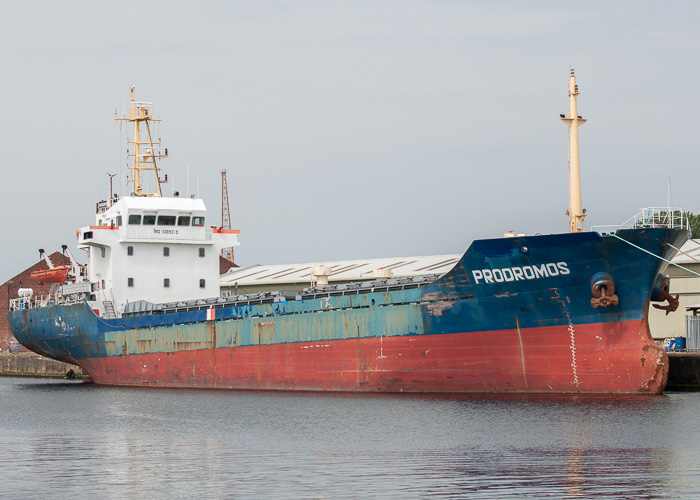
79, 320, 668, 394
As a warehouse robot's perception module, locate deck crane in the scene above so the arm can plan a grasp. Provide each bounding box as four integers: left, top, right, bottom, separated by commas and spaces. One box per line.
38, 249, 55, 270
62, 245, 86, 281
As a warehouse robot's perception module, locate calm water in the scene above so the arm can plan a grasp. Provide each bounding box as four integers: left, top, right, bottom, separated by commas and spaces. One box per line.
1, 378, 700, 498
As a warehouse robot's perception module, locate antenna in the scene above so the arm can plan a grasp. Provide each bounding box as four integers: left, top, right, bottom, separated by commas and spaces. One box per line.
107, 172, 117, 206
121, 99, 127, 197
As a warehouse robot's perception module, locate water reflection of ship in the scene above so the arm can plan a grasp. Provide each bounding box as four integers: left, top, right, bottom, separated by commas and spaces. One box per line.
403, 396, 670, 497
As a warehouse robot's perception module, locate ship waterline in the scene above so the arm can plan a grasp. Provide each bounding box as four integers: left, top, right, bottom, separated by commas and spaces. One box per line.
73, 319, 666, 393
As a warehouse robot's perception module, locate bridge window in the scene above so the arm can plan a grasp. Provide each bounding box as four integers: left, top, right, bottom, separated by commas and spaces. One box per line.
177, 216, 190, 226
192, 216, 205, 227
128, 214, 141, 225
157, 215, 176, 226
143, 215, 156, 225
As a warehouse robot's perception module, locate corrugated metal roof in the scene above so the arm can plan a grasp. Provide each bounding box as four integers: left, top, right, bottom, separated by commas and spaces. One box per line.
672, 239, 700, 265
220, 254, 462, 287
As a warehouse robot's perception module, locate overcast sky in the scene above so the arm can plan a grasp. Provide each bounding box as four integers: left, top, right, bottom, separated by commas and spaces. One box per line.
1, 1, 699, 283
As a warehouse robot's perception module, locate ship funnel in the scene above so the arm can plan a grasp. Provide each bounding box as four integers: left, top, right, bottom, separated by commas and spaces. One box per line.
560, 69, 587, 233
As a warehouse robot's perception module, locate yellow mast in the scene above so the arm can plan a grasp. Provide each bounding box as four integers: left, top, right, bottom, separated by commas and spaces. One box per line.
115, 87, 168, 197
560, 69, 587, 233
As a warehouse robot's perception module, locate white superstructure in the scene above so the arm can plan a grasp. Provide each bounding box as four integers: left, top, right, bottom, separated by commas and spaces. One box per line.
78, 196, 239, 315
67, 88, 240, 317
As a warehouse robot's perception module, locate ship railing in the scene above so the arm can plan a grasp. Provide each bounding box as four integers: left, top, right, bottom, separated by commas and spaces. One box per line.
591, 207, 691, 234
9, 298, 28, 311
9, 292, 90, 311
10, 295, 49, 311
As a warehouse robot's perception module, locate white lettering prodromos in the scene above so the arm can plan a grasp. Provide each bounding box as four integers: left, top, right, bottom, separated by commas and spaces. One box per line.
472, 262, 570, 284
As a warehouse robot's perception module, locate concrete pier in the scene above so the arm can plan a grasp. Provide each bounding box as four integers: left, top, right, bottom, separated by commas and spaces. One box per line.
0, 352, 81, 378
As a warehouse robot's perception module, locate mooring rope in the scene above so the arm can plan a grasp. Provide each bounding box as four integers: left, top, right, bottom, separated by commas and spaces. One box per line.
611, 233, 700, 278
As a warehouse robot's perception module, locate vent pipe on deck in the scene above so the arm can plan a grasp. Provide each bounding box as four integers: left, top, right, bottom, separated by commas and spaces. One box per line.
312, 266, 332, 286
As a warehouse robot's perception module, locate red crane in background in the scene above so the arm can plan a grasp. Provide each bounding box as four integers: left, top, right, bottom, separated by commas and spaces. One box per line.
221, 169, 234, 263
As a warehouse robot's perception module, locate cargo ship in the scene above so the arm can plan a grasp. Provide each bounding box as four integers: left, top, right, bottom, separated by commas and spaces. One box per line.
8, 73, 690, 394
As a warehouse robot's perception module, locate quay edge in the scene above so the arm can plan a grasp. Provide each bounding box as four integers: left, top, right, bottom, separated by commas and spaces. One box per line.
0, 352, 82, 379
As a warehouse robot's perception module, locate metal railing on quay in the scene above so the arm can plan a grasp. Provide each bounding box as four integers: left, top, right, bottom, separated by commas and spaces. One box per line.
686, 316, 700, 352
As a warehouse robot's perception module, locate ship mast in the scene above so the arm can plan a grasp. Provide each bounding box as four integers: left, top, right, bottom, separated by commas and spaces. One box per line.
115, 87, 168, 197
560, 69, 587, 232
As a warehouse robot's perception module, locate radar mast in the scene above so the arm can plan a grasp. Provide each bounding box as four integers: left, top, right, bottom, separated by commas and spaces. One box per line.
115, 87, 169, 197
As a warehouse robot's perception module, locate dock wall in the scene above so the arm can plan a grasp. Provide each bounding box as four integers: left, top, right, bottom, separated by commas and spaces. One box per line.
0, 352, 81, 378
666, 352, 700, 390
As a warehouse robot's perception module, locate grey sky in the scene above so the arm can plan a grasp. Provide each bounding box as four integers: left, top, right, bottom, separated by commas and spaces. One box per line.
1, 1, 699, 283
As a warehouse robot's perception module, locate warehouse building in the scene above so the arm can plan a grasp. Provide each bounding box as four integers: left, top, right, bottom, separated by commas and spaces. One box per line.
649, 239, 700, 346
220, 254, 461, 295
0, 252, 70, 352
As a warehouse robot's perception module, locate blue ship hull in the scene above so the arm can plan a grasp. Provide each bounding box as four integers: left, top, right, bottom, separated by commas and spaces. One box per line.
9, 228, 687, 394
